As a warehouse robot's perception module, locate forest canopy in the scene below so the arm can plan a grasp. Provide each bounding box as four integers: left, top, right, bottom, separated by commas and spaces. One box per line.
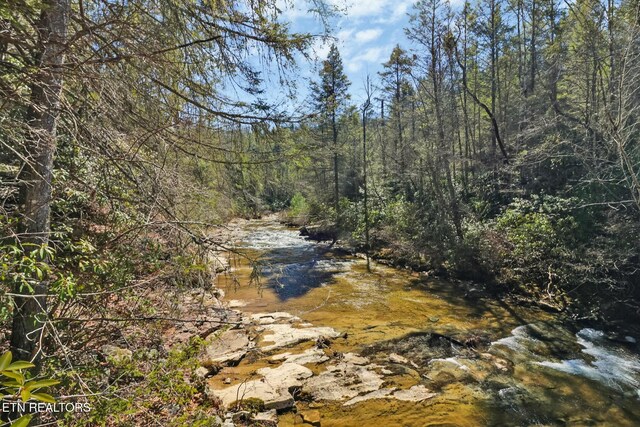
1, 0, 640, 424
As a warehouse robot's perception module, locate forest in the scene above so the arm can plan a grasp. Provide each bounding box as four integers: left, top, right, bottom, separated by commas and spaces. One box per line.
1, 0, 640, 425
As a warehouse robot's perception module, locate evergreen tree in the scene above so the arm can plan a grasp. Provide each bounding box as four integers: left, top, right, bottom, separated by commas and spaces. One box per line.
311, 44, 351, 226
379, 45, 414, 194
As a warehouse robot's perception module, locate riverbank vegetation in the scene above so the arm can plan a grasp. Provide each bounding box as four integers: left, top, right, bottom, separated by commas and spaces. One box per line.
277, 0, 640, 322
1, 0, 321, 423
1, 0, 639, 424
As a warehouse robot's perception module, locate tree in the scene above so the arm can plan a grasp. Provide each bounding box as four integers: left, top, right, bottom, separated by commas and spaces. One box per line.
379, 45, 414, 195
311, 44, 351, 226
409, 0, 464, 240
11, 0, 70, 362
362, 77, 373, 271
2, 0, 315, 363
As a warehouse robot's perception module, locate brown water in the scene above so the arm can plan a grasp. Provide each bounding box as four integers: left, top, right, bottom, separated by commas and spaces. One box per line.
216, 220, 640, 426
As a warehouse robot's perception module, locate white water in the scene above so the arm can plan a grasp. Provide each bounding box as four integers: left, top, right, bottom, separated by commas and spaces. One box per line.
240, 227, 316, 250
491, 325, 542, 356
537, 328, 640, 392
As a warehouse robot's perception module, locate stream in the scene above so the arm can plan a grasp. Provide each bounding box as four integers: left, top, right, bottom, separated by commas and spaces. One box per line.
211, 219, 640, 426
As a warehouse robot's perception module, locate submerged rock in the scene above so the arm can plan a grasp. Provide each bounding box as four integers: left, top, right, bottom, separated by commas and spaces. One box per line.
301, 409, 322, 426
344, 385, 436, 406
392, 385, 436, 402
428, 358, 471, 381
344, 388, 396, 406
363, 330, 476, 367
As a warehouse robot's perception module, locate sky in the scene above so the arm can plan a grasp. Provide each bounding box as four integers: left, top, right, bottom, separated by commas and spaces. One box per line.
273, 0, 418, 107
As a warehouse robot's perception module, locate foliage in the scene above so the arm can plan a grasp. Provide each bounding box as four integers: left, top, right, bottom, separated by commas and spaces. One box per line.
74, 338, 219, 427
0, 351, 60, 426
494, 197, 577, 287
284, 192, 311, 225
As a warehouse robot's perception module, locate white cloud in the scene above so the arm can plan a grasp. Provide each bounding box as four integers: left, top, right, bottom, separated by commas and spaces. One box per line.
328, 0, 391, 17
353, 46, 388, 63
346, 45, 391, 72
354, 28, 383, 43
373, 0, 414, 24
336, 28, 355, 42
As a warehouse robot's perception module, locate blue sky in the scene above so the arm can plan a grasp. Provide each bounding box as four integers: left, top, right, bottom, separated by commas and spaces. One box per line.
226, 0, 468, 117
273, 0, 420, 106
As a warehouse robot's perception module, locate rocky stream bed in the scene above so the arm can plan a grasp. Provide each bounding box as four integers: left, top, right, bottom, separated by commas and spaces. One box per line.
193, 219, 640, 426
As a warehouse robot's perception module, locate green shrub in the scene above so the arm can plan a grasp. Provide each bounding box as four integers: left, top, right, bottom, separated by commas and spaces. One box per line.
289, 192, 309, 219
493, 196, 581, 291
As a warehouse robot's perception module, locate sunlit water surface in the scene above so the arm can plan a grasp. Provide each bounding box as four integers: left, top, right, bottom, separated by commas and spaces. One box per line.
215, 220, 640, 426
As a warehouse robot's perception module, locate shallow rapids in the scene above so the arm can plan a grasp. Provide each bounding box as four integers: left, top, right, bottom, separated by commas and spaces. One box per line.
214, 219, 640, 426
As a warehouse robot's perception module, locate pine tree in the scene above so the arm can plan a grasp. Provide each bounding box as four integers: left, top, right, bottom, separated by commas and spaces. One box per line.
311, 44, 351, 227
379, 45, 414, 194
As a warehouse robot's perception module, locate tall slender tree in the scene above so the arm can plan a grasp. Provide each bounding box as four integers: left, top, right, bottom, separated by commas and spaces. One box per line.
379, 45, 414, 195
311, 44, 351, 227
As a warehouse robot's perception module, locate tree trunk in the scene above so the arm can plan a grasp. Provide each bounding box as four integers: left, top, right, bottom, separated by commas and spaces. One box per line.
12, 0, 69, 362
490, 0, 498, 159
332, 110, 340, 229
529, 0, 537, 94
362, 103, 371, 272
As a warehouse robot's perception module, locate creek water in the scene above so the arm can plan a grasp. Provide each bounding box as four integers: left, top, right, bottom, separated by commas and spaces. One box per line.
215, 220, 640, 426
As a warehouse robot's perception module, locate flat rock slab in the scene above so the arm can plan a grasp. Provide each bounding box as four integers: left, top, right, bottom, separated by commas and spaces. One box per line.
210, 363, 313, 410
344, 385, 436, 406
271, 348, 329, 365
251, 312, 300, 325
344, 388, 396, 406
303, 358, 384, 401
393, 385, 437, 401
260, 323, 341, 352
204, 329, 253, 365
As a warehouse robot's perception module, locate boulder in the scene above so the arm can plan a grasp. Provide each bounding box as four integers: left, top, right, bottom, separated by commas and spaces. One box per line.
253, 409, 278, 425
194, 366, 210, 378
